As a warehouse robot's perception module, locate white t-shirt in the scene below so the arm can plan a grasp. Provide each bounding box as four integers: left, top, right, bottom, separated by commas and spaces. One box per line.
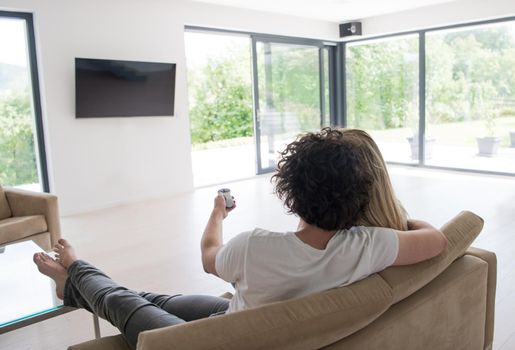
215, 226, 399, 313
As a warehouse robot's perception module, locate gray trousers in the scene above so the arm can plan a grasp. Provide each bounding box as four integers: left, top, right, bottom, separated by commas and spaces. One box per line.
64, 260, 230, 349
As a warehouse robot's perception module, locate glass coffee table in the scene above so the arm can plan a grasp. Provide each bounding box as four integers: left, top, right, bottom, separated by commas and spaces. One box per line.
0, 240, 100, 337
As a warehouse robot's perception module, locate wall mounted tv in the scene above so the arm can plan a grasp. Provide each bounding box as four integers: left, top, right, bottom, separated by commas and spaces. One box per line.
75, 58, 176, 118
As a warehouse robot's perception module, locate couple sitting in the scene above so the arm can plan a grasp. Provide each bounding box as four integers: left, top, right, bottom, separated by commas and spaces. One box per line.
34, 128, 447, 349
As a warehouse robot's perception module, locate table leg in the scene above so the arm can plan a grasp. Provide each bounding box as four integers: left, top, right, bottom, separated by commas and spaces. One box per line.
93, 314, 101, 339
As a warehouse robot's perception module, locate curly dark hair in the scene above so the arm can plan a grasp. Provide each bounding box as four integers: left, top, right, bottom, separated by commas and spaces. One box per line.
272, 128, 374, 230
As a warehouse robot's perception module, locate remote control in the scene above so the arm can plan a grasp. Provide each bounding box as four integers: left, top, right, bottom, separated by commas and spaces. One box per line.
218, 188, 234, 208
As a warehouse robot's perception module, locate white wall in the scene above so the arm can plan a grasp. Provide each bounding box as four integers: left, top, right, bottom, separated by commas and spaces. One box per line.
354, 0, 515, 40
0, 0, 336, 215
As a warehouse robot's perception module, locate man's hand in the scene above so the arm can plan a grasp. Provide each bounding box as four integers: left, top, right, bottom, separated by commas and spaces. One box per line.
201, 194, 237, 276
213, 193, 236, 219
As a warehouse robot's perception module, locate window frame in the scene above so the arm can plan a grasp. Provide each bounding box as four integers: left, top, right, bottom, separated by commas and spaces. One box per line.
185, 26, 338, 174
0, 10, 49, 191
342, 15, 515, 176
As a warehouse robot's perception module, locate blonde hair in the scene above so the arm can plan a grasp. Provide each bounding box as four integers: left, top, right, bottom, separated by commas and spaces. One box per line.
340, 128, 408, 231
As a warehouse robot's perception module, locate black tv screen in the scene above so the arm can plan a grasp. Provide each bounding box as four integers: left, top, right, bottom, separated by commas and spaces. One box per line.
75, 58, 176, 118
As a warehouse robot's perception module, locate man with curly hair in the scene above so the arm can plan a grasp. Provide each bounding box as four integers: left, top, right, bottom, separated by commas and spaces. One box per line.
34, 128, 446, 349
208, 128, 447, 312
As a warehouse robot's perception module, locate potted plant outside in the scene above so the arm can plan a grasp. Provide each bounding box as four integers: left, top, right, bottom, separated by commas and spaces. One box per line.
476, 109, 500, 157
407, 133, 436, 160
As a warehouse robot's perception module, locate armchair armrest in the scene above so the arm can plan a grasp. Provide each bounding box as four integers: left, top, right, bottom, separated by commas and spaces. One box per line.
4, 187, 61, 248
465, 247, 497, 350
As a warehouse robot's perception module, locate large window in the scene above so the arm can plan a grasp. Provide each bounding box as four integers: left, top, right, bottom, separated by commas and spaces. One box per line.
346, 35, 419, 163
426, 21, 515, 173
345, 17, 515, 175
0, 12, 47, 191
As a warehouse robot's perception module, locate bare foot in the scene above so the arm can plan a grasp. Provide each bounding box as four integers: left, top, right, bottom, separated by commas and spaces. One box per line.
33, 252, 68, 299
53, 239, 78, 269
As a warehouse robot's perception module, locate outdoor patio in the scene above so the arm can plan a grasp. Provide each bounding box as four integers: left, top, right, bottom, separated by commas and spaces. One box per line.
192, 139, 515, 187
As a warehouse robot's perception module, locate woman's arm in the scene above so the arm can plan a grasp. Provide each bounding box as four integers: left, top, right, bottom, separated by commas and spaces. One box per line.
392, 219, 448, 266
201, 193, 235, 276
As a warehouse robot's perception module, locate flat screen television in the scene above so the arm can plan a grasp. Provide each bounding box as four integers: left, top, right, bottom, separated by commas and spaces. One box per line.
75, 58, 176, 118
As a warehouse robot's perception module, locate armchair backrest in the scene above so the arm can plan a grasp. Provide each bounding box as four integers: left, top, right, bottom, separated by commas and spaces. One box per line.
2, 186, 61, 249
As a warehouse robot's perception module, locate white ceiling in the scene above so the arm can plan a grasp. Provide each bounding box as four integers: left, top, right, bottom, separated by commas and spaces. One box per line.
192, 0, 457, 22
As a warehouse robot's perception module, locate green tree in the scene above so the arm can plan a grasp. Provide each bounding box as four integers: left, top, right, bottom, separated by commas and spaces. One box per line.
446, 27, 515, 52
427, 27, 515, 124
257, 44, 321, 132
0, 92, 38, 186
347, 24, 515, 132
188, 49, 253, 144
346, 37, 418, 130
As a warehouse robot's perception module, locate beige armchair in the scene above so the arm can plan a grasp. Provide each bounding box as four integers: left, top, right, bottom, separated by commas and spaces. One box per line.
0, 185, 61, 251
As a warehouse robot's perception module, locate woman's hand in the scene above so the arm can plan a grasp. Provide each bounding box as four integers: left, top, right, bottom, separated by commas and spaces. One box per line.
213, 193, 236, 219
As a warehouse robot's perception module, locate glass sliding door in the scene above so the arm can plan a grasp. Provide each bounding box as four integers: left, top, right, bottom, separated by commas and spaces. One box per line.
0, 12, 47, 191
185, 28, 334, 183
185, 31, 254, 186
253, 39, 327, 172
346, 35, 419, 163
425, 21, 515, 173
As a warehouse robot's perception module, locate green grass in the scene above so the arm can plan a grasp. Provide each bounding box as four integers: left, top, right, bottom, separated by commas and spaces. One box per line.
368, 116, 515, 147
192, 116, 515, 150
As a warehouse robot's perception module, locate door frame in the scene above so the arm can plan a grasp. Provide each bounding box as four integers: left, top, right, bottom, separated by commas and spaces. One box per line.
250, 35, 336, 174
